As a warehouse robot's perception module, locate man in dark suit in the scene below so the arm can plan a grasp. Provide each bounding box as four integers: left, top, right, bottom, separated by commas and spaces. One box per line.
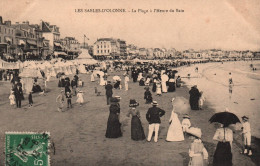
14, 85, 23, 108
105, 81, 113, 105
146, 101, 165, 142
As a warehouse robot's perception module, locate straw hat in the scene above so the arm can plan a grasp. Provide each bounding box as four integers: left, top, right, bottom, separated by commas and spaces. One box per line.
188, 127, 202, 138
115, 96, 121, 100
129, 99, 139, 107
151, 101, 158, 106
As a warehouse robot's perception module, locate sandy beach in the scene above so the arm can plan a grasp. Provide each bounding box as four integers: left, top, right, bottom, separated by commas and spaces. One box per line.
0, 61, 259, 166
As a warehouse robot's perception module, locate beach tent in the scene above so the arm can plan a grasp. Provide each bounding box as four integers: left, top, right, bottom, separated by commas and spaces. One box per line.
19, 68, 43, 94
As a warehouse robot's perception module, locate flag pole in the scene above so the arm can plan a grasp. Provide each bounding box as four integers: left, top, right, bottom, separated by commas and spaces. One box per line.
84, 35, 85, 48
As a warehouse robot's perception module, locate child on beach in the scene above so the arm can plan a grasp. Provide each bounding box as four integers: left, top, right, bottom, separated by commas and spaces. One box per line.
91, 71, 95, 82
182, 114, 191, 136
229, 72, 233, 84
78, 79, 83, 87
66, 92, 72, 108
188, 128, 209, 166
241, 116, 252, 156
28, 91, 33, 107
76, 90, 84, 106
199, 91, 205, 110
144, 87, 153, 104
9, 91, 15, 106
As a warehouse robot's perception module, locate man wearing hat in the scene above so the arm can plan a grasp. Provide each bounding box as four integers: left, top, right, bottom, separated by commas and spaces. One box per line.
241, 116, 252, 156
105, 81, 113, 105
146, 101, 165, 142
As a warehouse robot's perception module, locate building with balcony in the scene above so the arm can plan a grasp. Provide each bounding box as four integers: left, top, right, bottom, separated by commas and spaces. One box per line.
61, 37, 81, 57
40, 21, 61, 52
93, 38, 127, 59
0, 17, 16, 60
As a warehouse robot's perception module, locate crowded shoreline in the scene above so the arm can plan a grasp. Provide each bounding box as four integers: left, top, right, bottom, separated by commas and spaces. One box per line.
0, 59, 259, 165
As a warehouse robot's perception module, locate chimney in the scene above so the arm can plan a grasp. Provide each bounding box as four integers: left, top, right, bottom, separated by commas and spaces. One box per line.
0, 16, 2, 24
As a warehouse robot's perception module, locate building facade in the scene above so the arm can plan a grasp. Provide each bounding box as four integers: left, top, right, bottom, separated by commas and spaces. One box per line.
93, 38, 127, 59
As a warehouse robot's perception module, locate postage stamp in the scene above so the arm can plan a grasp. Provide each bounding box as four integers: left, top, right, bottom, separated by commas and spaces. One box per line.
5, 132, 50, 166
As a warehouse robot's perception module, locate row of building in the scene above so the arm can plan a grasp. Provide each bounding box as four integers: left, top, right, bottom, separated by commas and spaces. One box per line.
0, 16, 81, 61
90, 38, 255, 60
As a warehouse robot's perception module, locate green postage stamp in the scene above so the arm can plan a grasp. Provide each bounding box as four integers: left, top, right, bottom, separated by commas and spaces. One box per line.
5, 132, 50, 166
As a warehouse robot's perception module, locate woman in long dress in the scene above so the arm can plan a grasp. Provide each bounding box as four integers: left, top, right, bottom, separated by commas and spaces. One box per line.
105, 97, 122, 138
126, 99, 146, 141
213, 124, 233, 166
166, 98, 184, 141
168, 78, 176, 92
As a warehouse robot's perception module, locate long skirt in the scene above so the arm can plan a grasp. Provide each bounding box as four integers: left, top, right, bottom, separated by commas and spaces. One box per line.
152, 83, 156, 92
105, 113, 122, 138
168, 82, 176, 92
131, 116, 145, 141
213, 142, 232, 166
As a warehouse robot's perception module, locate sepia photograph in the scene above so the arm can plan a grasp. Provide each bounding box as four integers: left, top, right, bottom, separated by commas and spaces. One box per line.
0, 0, 260, 165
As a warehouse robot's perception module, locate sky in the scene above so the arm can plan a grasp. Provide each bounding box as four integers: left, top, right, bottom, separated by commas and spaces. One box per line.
1, 0, 260, 51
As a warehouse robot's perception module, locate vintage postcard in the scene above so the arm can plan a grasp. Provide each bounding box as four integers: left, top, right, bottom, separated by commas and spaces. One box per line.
0, 0, 259, 165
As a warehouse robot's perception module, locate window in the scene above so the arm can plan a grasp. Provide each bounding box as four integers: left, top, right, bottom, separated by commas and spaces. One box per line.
101, 45, 102, 48
108, 50, 110, 53
5, 28, 6, 33
9, 29, 10, 34
101, 50, 103, 53
97, 50, 99, 53
97, 45, 99, 48
0, 26, 1, 32
104, 45, 106, 48
104, 50, 106, 53
101, 42, 102, 44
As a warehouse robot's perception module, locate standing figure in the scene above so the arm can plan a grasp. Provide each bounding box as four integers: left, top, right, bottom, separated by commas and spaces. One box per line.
182, 114, 191, 134
9, 91, 16, 106
176, 75, 182, 88
241, 116, 252, 156
71, 78, 77, 96
188, 128, 209, 166
161, 72, 169, 93
189, 85, 201, 110
56, 90, 65, 112
152, 76, 157, 92
144, 87, 153, 104
91, 71, 95, 82
14, 86, 23, 108
28, 91, 33, 107
228, 72, 233, 84
66, 92, 72, 108
146, 101, 165, 142
199, 91, 206, 110
76, 90, 84, 106
156, 79, 162, 96
124, 74, 129, 91
105, 97, 122, 138
105, 81, 113, 105
213, 124, 233, 166
166, 98, 184, 142
126, 99, 145, 141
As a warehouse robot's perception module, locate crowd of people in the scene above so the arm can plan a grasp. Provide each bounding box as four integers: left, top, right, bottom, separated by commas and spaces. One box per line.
4, 60, 254, 166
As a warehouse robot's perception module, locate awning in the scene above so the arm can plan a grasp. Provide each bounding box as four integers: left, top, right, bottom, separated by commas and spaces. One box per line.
27, 40, 37, 45
18, 39, 26, 45
5, 37, 12, 42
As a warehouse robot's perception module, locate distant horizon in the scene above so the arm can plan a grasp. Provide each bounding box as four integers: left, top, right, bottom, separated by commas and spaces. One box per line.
1, 0, 260, 51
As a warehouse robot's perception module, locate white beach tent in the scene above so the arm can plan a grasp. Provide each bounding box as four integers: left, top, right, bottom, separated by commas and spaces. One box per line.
76, 49, 98, 65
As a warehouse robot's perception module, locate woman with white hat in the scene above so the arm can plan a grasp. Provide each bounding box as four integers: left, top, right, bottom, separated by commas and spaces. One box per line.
188, 128, 209, 166
166, 98, 184, 142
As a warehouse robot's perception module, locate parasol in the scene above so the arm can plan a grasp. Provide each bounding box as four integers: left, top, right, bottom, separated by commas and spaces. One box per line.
209, 111, 240, 127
